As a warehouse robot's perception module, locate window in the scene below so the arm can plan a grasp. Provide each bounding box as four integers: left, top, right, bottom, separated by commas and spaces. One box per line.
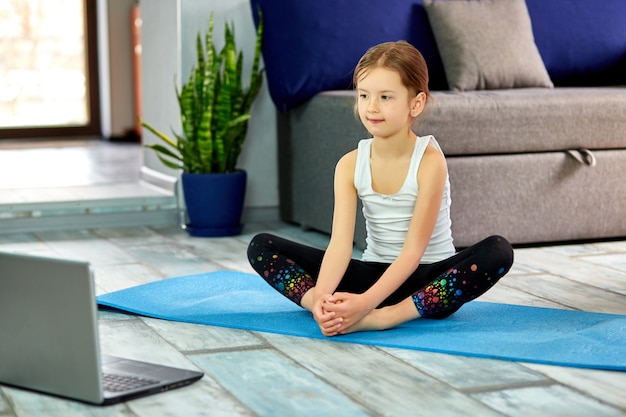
0, 0, 100, 139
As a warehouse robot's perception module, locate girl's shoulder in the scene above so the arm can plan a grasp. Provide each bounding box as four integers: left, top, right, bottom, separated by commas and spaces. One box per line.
336, 138, 372, 176
417, 135, 446, 167
417, 141, 448, 183
337, 148, 358, 170
423, 141, 445, 160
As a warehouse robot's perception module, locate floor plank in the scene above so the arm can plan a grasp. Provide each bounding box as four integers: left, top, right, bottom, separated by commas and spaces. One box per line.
261, 333, 505, 417
191, 349, 374, 417
471, 384, 624, 417
521, 364, 626, 411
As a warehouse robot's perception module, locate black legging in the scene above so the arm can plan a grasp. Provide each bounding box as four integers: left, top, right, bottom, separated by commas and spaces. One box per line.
247, 233, 514, 310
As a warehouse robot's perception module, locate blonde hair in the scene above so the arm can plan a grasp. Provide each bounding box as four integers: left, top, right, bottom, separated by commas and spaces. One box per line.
353, 40, 430, 102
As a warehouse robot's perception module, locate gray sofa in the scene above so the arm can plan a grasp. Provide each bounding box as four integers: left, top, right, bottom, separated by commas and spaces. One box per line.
252, 0, 626, 248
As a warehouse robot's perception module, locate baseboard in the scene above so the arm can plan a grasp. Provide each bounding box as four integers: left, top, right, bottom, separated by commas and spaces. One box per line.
0, 208, 180, 235
139, 166, 280, 226
140, 166, 178, 193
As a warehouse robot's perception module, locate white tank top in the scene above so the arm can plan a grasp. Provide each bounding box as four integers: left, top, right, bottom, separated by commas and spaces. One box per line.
355, 136, 455, 264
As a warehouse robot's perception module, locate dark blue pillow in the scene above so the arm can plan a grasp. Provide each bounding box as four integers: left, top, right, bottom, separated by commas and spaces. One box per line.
250, 0, 446, 112
526, 0, 626, 86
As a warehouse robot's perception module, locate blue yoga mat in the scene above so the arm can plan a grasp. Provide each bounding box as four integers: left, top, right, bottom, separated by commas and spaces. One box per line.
97, 270, 626, 371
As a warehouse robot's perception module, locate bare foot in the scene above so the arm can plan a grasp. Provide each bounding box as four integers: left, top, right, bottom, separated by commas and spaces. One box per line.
339, 308, 389, 334
339, 298, 420, 334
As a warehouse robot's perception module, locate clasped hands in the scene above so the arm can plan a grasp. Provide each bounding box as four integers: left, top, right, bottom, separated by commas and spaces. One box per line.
312, 292, 372, 336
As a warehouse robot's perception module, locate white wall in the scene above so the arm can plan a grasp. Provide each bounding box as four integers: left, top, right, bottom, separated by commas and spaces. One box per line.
139, 0, 181, 178
139, 0, 278, 210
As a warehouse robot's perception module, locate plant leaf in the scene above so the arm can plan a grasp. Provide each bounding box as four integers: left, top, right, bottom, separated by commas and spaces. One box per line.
144, 143, 183, 161
156, 155, 184, 171
140, 120, 179, 150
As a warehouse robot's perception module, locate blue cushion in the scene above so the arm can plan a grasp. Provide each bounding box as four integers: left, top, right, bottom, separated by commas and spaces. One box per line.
526, 0, 626, 86
250, 0, 447, 112
251, 0, 626, 112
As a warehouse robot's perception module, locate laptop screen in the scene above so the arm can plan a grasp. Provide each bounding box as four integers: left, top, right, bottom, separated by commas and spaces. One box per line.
0, 252, 104, 403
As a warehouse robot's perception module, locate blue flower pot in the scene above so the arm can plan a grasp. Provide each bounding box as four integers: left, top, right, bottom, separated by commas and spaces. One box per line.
181, 170, 247, 237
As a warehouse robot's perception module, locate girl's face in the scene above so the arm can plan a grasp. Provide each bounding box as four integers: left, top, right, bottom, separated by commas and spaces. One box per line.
356, 66, 423, 140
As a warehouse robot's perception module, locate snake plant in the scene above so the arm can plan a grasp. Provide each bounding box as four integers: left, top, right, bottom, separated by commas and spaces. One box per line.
141, 10, 263, 174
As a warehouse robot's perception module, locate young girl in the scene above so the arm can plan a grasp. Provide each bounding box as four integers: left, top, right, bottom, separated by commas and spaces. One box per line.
248, 41, 514, 336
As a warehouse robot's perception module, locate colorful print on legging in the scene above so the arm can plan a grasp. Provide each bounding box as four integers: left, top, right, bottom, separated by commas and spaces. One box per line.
413, 263, 506, 318
248, 240, 314, 305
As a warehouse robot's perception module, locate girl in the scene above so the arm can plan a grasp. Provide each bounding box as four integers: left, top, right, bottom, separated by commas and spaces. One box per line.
248, 41, 514, 336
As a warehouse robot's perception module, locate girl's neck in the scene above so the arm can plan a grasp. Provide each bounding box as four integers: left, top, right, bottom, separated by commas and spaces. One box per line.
371, 131, 417, 159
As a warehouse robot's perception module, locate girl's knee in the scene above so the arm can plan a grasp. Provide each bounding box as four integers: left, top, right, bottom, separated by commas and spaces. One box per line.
483, 234, 512, 252
481, 235, 514, 272
249, 232, 273, 246
247, 233, 275, 256
248, 233, 270, 265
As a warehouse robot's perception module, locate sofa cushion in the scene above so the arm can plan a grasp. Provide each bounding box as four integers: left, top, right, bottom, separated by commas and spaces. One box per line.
423, 0, 553, 91
416, 87, 626, 155
526, 0, 626, 86
249, 0, 448, 112
304, 88, 626, 156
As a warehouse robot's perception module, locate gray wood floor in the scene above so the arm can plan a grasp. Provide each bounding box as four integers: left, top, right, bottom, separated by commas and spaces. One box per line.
0, 140, 624, 416
0, 221, 625, 417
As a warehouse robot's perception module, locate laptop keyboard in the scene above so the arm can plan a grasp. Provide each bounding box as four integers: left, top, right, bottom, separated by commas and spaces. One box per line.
103, 372, 159, 392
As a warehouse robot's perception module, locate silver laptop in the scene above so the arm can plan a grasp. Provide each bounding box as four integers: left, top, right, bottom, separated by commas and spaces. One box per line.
0, 251, 203, 405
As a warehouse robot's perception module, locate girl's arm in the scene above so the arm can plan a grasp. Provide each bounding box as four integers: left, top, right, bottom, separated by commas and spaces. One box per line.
310, 151, 358, 329
326, 145, 448, 331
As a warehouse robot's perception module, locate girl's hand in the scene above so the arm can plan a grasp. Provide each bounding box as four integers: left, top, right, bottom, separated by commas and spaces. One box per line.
322, 292, 373, 334
312, 294, 344, 336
